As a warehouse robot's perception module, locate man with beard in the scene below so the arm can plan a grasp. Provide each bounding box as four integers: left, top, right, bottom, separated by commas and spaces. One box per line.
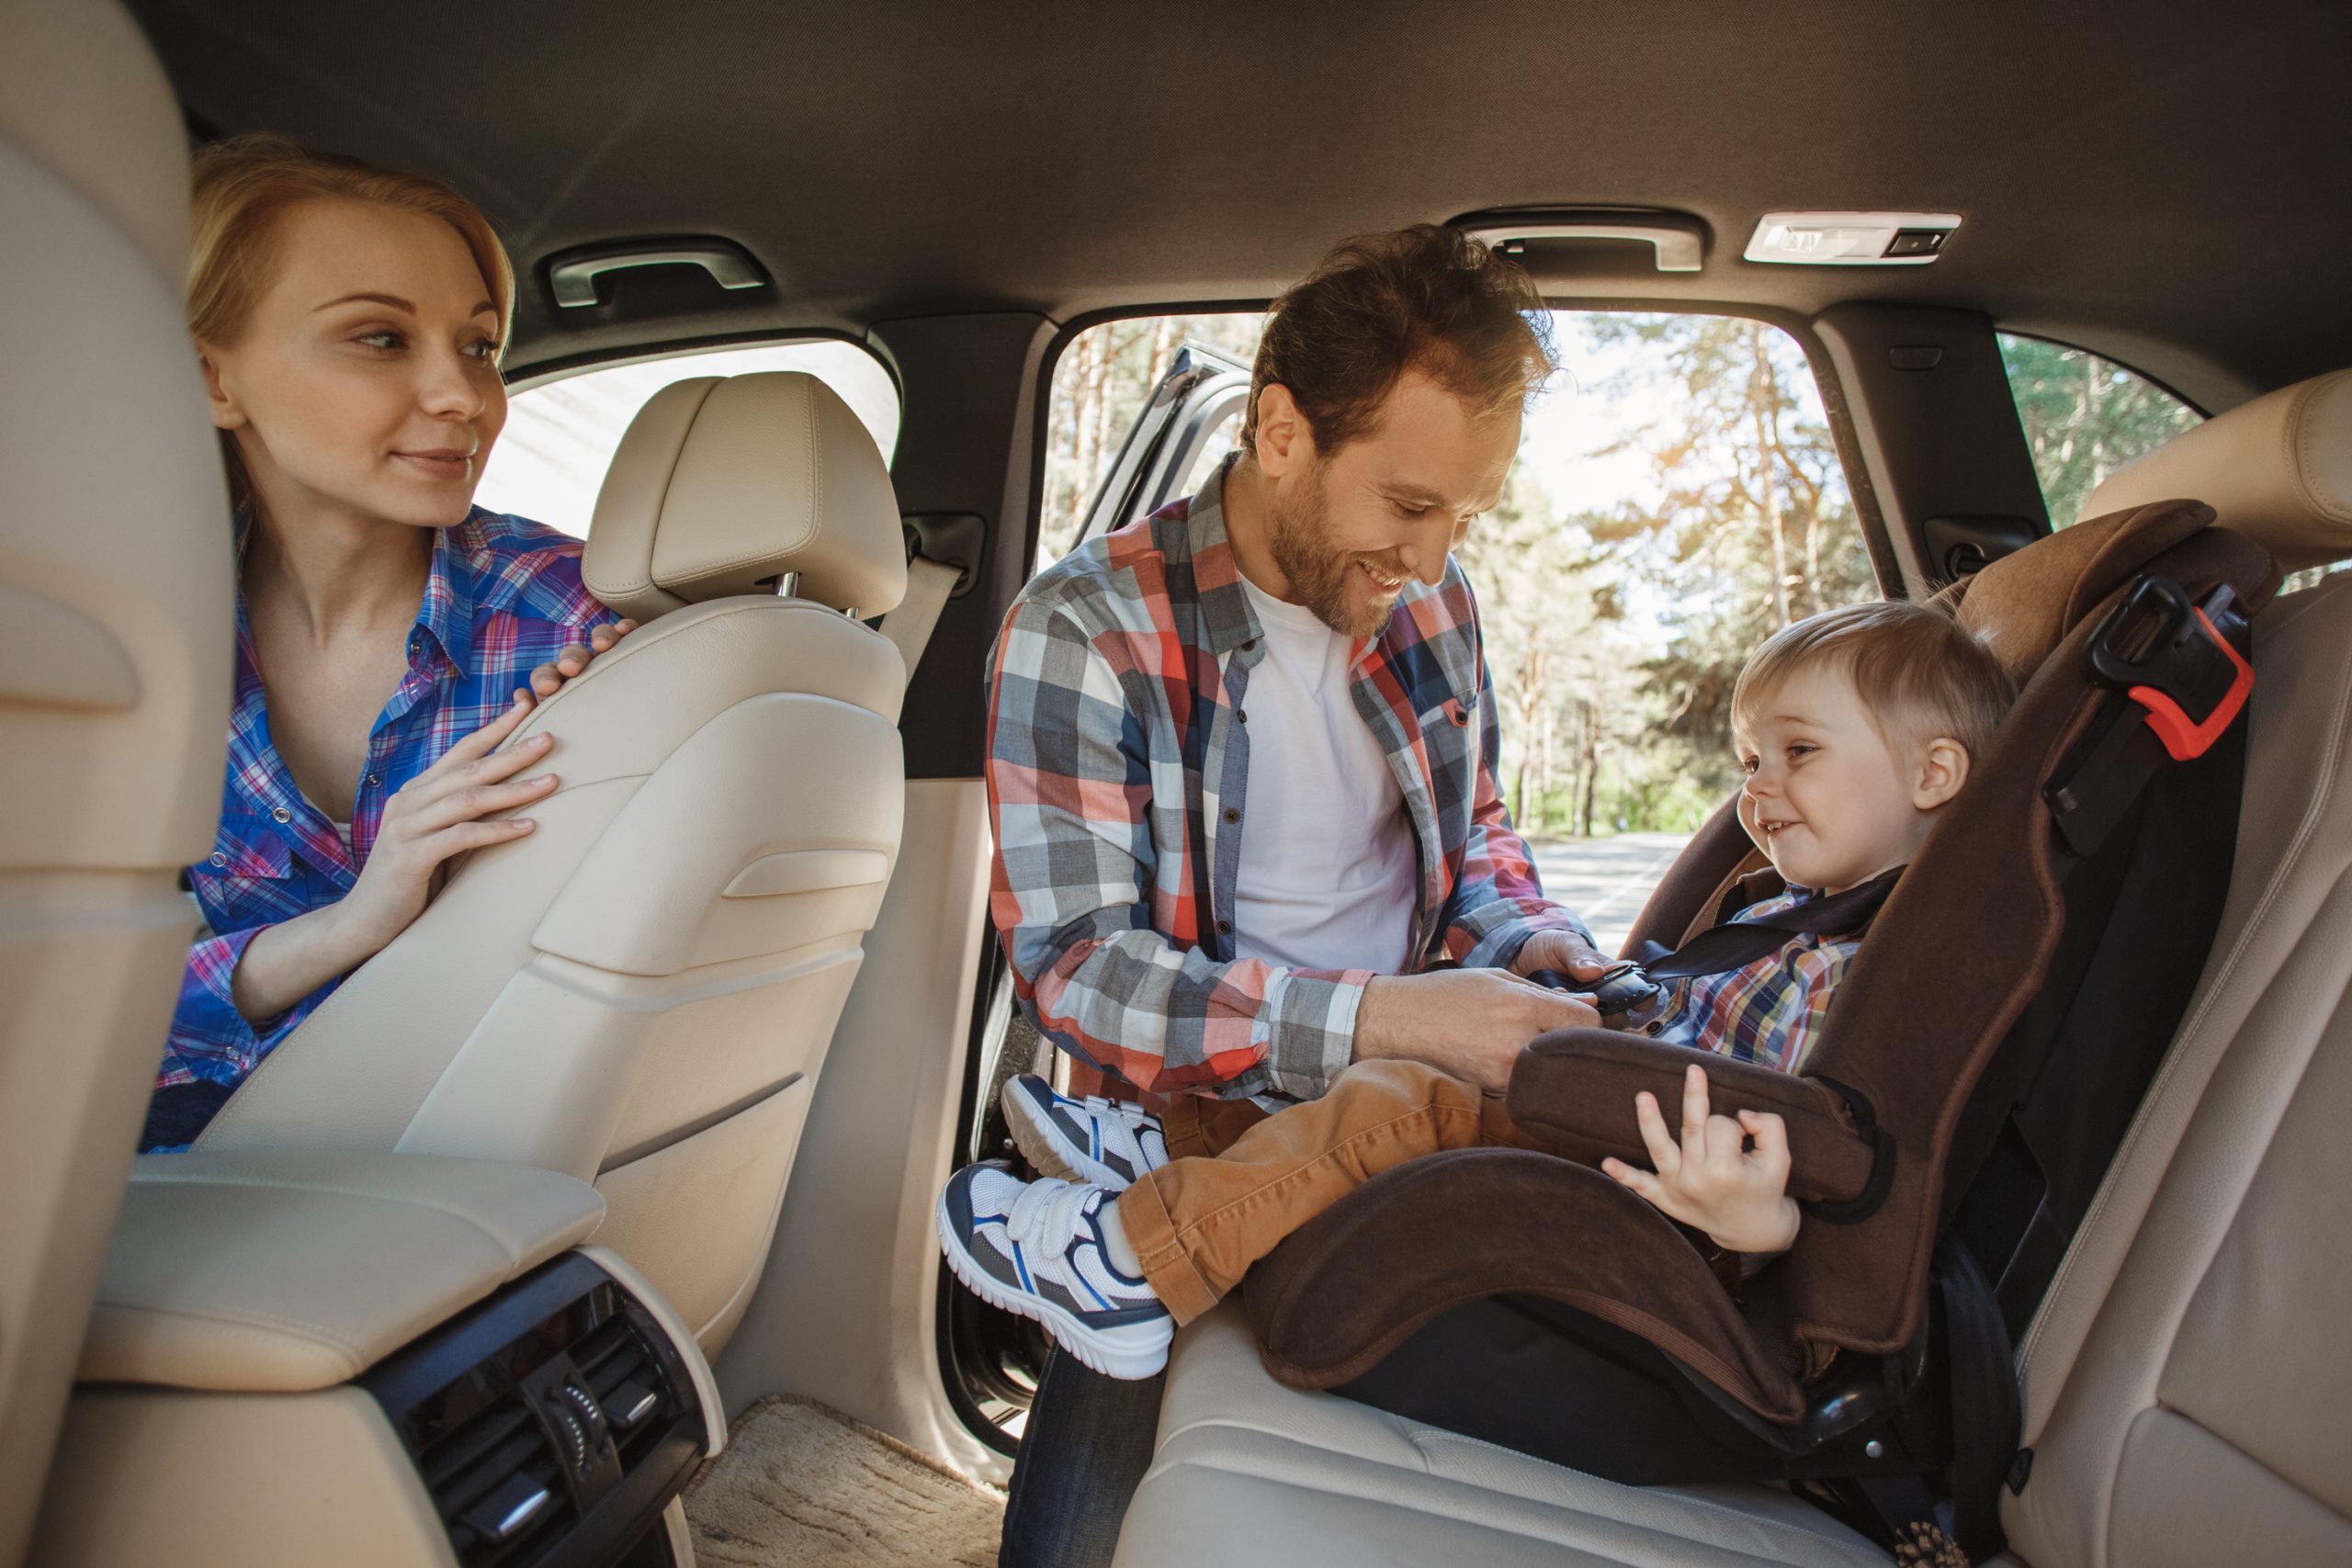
978, 226, 1608, 1564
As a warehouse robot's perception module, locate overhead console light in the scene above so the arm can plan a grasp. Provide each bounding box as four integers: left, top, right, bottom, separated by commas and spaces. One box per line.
1744, 212, 1962, 266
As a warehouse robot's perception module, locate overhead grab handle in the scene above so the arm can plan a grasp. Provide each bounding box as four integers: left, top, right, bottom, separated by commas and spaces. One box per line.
547, 239, 770, 308
1453, 209, 1708, 273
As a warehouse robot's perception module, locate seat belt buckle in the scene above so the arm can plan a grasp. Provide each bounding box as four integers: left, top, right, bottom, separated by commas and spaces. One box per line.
2086, 576, 2254, 762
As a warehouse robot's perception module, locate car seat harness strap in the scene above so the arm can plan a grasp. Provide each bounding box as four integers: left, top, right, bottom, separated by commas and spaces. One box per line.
1532, 870, 1899, 1024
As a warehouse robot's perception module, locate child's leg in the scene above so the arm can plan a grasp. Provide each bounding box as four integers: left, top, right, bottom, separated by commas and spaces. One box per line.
1114, 1059, 1499, 1324
1159, 1092, 1272, 1159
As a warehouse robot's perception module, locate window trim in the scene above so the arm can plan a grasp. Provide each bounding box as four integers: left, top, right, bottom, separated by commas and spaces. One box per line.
500, 325, 902, 403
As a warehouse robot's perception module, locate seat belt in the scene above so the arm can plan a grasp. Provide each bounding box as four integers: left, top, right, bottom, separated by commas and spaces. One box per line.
881, 554, 961, 691
1637, 869, 1901, 980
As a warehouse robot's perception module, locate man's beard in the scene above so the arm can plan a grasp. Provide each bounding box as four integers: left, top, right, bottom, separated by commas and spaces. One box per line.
1266, 463, 1405, 641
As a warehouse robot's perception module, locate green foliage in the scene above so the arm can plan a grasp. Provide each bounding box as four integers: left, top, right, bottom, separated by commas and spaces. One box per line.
1572, 315, 1878, 815
1996, 333, 2199, 528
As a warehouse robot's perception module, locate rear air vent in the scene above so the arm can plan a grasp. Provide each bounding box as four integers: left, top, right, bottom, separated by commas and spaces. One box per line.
419, 1388, 573, 1565
365, 1253, 707, 1568
571, 1312, 679, 1469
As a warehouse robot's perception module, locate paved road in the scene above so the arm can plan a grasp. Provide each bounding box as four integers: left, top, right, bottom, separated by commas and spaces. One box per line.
1527, 831, 1691, 957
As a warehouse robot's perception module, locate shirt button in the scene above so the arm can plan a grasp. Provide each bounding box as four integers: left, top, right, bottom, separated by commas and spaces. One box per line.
1236, 708, 1248, 724
271, 807, 291, 824
209, 852, 227, 867
1222, 807, 1240, 824
365, 773, 381, 789
1216, 919, 1233, 935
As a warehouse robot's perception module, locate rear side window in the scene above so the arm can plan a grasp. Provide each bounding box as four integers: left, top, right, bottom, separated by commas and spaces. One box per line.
1996, 333, 2200, 529
476, 341, 899, 537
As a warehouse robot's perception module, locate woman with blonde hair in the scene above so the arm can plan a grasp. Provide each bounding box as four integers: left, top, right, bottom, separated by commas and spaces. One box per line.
149, 134, 631, 1149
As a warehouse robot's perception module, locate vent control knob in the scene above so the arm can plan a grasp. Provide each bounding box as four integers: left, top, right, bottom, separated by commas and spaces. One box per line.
461, 1473, 551, 1543
545, 1395, 592, 1471
609, 1379, 660, 1430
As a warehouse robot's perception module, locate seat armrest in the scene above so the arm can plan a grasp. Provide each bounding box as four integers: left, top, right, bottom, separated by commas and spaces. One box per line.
1506, 1029, 1878, 1205
82, 1151, 605, 1393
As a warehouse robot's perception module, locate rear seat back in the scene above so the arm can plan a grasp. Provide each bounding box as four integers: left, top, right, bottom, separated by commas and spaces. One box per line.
2004, 379, 2352, 1565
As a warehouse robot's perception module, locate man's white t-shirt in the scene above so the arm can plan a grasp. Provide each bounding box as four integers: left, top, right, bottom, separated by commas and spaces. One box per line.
1230, 577, 1421, 975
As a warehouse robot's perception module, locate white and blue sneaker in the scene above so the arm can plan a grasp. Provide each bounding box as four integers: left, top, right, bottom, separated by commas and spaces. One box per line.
1001, 1074, 1169, 1191
936, 1162, 1172, 1380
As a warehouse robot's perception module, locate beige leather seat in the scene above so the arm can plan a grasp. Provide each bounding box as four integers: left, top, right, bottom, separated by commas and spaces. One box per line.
195, 371, 910, 1354
1112, 371, 2352, 1567
0, 3, 237, 1562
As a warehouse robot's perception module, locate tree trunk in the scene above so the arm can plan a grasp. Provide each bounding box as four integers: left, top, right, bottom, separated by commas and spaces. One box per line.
1750, 322, 1792, 627
1145, 316, 1176, 390
1577, 699, 1600, 838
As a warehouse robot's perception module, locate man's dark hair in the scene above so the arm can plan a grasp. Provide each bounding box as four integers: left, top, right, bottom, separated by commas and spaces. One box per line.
1241, 224, 1555, 456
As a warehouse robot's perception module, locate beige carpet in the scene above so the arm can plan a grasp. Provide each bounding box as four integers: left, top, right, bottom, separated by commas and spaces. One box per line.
684, 1394, 1004, 1568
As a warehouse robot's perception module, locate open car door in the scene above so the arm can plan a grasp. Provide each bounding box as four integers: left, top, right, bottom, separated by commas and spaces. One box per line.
1072, 343, 1252, 550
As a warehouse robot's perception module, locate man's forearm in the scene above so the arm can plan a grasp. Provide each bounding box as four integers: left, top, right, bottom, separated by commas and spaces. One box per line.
1013, 921, 1368, 1100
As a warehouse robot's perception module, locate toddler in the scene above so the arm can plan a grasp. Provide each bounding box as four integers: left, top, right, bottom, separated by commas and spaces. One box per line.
938, 600, 2015, 1378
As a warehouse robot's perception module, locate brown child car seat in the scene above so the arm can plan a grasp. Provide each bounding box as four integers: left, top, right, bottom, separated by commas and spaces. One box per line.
1238, 500, 2279, 1560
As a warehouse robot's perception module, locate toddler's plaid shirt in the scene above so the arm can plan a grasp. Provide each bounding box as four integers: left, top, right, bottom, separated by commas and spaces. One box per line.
1647, 886, 1867, 1074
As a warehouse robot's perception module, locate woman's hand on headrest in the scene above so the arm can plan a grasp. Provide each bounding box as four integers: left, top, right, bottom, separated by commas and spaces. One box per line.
522, 617, 638, 705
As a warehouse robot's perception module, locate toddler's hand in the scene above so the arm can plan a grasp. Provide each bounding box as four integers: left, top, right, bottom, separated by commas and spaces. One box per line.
1600, 1063, 1801, 1256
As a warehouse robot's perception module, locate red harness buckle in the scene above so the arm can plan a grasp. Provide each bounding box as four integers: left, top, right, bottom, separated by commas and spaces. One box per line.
2126, 607, 2254, 761
2089, 578, 2255, 764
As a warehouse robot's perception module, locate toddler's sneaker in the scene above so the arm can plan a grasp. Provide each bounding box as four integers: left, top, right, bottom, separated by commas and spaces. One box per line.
937, 1162, 1171, 1380
1001, 1074, 1168, 1190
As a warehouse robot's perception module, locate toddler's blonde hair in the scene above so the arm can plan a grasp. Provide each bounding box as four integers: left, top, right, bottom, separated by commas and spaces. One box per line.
1732, 601, 2016, 762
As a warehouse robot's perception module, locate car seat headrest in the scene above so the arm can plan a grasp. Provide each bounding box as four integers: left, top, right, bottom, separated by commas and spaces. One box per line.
1949, 500, 2215, 682
583, 370, 907, 620
0, 0, 190, 288
2076, 368, 2352, 572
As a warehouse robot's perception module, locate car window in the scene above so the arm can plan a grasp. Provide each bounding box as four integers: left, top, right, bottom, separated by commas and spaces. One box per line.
476, 340, 900, 537
1996, 333, 2200, 530
1040, 311, 1874, 954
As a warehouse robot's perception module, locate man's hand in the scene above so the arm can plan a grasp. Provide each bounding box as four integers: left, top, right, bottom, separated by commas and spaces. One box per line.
1353, 968, 1600, 1093
526, 618, 637, 700
1510, 929, 1611, 985
1601, 1064, 1801, 1255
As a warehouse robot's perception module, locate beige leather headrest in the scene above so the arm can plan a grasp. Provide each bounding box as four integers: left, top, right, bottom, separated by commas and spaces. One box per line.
2079, 369, 2352, 571
584, 371, 906, 619
0, 0, 190, 288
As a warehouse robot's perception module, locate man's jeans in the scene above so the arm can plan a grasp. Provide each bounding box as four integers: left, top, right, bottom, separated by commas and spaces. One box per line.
997, 1352, 1165, 1567
994, 1090, 1269, 1566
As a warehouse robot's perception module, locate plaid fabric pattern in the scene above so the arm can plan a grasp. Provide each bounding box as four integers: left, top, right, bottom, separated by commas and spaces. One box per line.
1649, 886, 1866, 1075
987, 457, 1588, 1103
158, 509, 618, 1098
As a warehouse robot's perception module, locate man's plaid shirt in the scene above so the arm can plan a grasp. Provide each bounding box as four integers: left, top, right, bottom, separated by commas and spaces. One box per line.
157, 510, 618, 1107
986, 458, 1589, 1104
1648, 886, 1868, 1075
